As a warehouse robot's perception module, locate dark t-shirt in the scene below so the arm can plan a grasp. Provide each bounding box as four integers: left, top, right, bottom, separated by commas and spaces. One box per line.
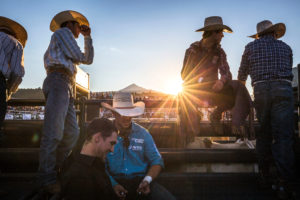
61, 153, 117, 200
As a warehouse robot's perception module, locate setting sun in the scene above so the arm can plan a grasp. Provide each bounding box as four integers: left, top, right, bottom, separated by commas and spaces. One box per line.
163, 78, 183, 95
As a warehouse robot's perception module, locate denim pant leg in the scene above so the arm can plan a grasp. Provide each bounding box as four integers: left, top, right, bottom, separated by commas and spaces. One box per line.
179, 94, 200, 139
38, 73, 71, 186
0, 75, 7, 144
229, 80, 252, 127
56, 97, 79, 167
253, 84, 273, 172
150, 182, 176, 200
270, 82, 295, 181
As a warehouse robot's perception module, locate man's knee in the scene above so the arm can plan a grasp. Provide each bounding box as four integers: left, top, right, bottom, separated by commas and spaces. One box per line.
150, 182, 176, 200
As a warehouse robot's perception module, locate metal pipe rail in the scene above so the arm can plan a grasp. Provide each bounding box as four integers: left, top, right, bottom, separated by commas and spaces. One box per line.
0, 148, 256, 173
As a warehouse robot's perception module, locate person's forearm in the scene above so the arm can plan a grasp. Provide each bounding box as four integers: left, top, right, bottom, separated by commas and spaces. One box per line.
146, 165, 162, 181
83, 36, 94, 64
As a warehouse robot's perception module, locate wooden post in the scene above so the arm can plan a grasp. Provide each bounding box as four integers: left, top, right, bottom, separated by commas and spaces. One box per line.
297, 64, 300, 138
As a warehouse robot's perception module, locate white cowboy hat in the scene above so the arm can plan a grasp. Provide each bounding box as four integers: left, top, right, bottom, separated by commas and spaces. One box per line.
50, 10, 89, 32
0, 16, 27, 47
249, 20, 285, 39
101, 92, 145, 117
196, 16, 232, 33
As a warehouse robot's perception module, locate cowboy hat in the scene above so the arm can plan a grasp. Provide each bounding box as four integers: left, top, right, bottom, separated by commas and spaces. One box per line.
249, 20, 285, 39
196, 16, 232, 33
0, 16, 27, 47
50, 10, 89, 32
101, 92, 145, 117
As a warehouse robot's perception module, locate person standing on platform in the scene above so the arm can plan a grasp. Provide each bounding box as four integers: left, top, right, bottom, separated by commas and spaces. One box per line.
38, 10, 94, 196
238, 20, 297, 199
0, 16, 27, 145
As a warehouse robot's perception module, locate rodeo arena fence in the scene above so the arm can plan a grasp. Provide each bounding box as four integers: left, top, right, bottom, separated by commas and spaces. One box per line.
0, 65, 299, 200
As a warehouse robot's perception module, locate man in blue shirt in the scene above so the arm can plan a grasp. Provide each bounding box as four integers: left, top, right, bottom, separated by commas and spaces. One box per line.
238, 20, 296, 199
102, 92, 175, 200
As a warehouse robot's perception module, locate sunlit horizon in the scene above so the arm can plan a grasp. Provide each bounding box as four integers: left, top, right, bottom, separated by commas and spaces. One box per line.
162, 77, 183, 95
1, 0, 299, 94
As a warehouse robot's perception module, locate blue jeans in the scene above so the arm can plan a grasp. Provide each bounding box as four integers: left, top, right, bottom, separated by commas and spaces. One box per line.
38, 72, 79, 186
115, 177, 176, 200
254, 81, 295, 182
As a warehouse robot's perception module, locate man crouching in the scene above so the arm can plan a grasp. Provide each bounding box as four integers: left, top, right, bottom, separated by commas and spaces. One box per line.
61, 118, 118, 200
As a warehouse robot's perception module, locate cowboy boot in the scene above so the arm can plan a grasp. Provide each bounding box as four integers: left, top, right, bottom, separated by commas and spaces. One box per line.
232, 125, 246, 138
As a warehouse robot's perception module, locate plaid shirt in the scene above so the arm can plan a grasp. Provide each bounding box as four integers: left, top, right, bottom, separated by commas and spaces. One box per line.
181, 40, 231, 84
44, 27, 94, 76
0, 32, 25, 93
238, 35, 293, 85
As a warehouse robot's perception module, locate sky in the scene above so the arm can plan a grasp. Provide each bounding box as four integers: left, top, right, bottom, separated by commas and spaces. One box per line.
1, 0, 300, 94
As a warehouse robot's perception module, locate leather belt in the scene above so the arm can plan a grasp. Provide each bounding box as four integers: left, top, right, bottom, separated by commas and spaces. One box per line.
48, 67, 72, 77
47, 67, 75, 85
253, 79, 292, 85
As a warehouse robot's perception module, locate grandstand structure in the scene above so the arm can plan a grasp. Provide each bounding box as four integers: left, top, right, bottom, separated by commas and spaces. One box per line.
0, 66, 299, 199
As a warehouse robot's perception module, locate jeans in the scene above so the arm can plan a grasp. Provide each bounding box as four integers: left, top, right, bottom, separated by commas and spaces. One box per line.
38, 72, 79, 186
254, 81, 295, 182
180, 80, 251, 136
0, 73, 7, 145
115, 177, 176, 200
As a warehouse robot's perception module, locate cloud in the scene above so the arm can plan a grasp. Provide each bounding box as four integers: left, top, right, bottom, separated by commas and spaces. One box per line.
109, 47, 122, 53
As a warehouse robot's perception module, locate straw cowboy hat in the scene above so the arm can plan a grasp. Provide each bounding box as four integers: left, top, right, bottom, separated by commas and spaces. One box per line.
196, 16, 232, 33
249, 20, 285, 39
50, 10, 89, 32
0, 16, 27, 47
101, 92, 145, 117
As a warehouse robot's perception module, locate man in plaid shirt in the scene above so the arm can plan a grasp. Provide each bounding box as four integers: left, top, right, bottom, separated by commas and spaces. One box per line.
38, 10, 94, 196
238, 20, 296, 199
0, 17, 27, 146
181, 16, 252, 144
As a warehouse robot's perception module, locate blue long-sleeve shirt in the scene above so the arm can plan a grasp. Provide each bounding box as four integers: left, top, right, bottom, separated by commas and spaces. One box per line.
106, 122, 164, 186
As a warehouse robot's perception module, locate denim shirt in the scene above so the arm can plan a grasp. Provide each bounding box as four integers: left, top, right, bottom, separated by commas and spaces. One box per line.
106, 122, 164, 186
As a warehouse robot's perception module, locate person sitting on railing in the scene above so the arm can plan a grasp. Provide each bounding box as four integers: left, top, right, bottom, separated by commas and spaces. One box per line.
60, 118, 118, 200
38, 10, 94, 196
180, 16, 252, 143
102, 92, 176, 200
0, 17, 27, 143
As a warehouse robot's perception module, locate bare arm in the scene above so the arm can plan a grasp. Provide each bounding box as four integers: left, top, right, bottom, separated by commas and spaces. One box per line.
137, 165, 162, 195
146, 164, 162, 180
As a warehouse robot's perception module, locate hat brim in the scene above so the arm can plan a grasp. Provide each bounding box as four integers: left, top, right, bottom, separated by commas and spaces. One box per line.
50, 10, 89, 32
0, 16, 27, 47
101, 101, 145, 117
248, 23, 286, 39
196, 24, 233, 33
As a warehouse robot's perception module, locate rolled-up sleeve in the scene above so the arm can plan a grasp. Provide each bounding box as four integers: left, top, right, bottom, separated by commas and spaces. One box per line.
144, 132, 164, 168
